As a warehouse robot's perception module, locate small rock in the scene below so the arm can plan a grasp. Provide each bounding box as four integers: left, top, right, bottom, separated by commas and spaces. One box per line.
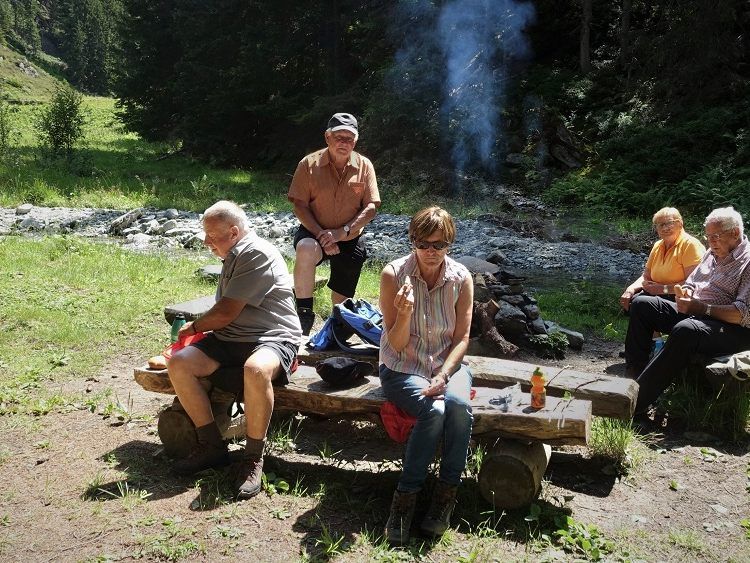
164, 227, 197, 238
486, 249, 507, 265
499, 295, 525, 307
198, 264, 222, 281
15, 203, 33, 215
110, 208, 144, 234
523, 304, 541, 320
19, 216, 44, 230
455, 256, 500, 275
164, 208, 180, 219
144, 219, 160, 234
159, 219, 178, 233
710, 504, 728, 514
530, 318, 547, 334
184, 233, 205, 249
130, 233, 152, 246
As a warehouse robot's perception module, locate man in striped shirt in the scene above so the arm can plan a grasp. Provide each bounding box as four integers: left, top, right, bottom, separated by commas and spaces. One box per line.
625, 206, 750, 416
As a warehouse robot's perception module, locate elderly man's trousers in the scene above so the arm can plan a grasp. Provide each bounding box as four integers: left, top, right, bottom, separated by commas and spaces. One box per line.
626, 295, 750, 414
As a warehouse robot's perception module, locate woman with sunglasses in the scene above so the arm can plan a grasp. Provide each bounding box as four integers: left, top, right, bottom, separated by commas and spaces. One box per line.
378, 206, 474, 545
620, 207, 704, 312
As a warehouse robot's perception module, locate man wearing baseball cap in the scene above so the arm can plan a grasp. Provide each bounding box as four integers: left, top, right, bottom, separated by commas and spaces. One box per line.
288, 112, 381, 335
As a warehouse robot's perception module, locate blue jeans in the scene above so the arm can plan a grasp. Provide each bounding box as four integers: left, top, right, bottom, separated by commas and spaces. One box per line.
379, 364, 474, 493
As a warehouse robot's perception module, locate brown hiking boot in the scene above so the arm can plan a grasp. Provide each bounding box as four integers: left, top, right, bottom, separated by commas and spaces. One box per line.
234, 457, 264, 500
420, 480, 458, 537
173, 422, 229, 475
385, 490, 417, 546
235, 436, 266, 500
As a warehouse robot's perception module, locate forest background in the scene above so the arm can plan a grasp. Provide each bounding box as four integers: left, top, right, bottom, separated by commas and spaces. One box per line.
1, 0, 748, 220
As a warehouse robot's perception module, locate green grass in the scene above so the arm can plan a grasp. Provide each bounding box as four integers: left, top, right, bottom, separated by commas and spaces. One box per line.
535, 280, 628, 342
659, 368, 750, 441
0, 235, 215, 416
0, 45, 61, 103
0, 96, 289, 212
589, 417, 648, 473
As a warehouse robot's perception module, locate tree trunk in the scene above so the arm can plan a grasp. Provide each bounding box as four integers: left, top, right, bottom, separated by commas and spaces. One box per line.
580, 0, 592, 74
619, 0, 632, 68
474, 300, 519, 357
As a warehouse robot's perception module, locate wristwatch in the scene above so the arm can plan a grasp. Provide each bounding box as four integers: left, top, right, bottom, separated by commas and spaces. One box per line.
343, 224, 351, 236
706, 304, 712, 317
663, 284, 668, 294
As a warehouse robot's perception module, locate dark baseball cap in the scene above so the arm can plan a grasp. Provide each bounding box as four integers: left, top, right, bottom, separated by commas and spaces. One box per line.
327, 113, 358, 136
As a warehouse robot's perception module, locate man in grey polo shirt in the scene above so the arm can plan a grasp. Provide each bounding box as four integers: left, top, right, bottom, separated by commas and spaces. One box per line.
168, 200, 301, 499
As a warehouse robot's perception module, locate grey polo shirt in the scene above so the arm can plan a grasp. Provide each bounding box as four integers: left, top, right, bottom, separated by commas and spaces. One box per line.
214, 231, 302, 344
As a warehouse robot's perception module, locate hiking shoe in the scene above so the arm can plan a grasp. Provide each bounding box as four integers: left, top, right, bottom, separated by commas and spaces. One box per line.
235, 457, 264, 500
173, 443, 229, 475
420, 481, 458, 537
297, 307, 315, 336
385, 490, 417, 546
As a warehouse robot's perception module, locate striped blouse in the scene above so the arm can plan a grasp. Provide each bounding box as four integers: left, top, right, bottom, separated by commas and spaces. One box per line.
379, 253, 470, 379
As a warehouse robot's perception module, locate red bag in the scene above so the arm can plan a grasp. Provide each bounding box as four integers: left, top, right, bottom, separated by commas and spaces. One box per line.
380, 389, 476, 443
162, 331, 208, 360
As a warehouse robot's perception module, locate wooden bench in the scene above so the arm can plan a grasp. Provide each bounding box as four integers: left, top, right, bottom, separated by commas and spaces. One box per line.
135, 362, 591, 509
296, 347, 638, 420
133, 295, 638, 509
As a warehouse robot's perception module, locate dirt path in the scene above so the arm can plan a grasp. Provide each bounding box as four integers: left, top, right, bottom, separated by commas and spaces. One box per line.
0, 348, 748, 561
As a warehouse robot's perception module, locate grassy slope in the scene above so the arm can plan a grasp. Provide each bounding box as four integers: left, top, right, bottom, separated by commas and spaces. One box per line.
0, 44, 290, 212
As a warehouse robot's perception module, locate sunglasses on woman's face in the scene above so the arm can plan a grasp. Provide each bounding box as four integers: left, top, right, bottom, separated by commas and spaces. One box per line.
413, 240, 450, 250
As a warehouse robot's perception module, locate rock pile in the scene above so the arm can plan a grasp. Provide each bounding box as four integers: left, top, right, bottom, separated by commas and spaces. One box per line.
468, 268, 583, 359
1, 204, 647, 283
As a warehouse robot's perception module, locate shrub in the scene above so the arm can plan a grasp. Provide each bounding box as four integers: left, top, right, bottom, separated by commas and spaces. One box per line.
35, 84, 87, 157
0, 98, 18, 157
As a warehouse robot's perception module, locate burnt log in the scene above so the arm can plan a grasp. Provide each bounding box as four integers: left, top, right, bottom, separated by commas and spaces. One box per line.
474, 300, 519, 357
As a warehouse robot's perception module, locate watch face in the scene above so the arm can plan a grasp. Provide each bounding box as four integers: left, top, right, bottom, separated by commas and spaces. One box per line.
344, 225, 350, 233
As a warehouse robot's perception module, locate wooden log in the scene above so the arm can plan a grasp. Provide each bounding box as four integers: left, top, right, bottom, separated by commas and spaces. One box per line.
275, 372, 590, 445
135, 366, 590, 445
295, 347, 636, 420
474, 299, 519, 357
465, 355, 638, 420
157, 394, 246, 458
478, 439, 552, 509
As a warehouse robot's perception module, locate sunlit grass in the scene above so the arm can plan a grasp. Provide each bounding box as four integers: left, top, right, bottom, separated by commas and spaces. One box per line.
535, 280, 628, 341
0, 97, 289, 212
0, 236, 214, 417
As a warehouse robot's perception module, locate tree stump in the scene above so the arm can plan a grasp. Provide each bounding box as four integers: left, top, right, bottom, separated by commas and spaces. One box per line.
474, 300, 519, 357
478, 439, 551, 509
157, 388, 246, 458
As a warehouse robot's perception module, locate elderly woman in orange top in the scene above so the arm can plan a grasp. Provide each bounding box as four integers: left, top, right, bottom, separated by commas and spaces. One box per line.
620, 207, 705, 312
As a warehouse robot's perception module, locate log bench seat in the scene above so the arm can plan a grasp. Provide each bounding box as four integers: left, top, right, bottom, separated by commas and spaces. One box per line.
134, 362, 591, 509
295, 347, 639, 420
134, 363, 592, 446
135, 293, 638, 509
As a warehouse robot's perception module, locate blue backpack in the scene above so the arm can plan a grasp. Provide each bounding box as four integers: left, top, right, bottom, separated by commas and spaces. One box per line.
308, 299, 383, 355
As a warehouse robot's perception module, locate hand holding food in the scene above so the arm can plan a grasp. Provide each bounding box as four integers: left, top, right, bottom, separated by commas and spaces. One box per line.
394, 275, 414, 316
